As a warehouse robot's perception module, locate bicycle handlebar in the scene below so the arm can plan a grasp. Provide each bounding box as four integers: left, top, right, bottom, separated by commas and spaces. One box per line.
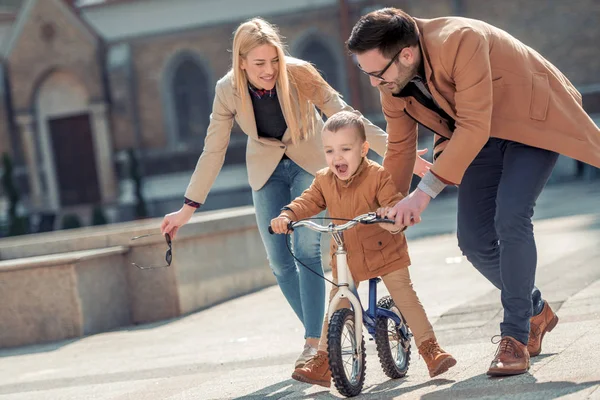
268, 212, 396, 234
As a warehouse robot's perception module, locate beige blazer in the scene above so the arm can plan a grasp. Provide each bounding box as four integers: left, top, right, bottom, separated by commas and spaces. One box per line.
185, 57, 389, 204
381, 17, 600, 195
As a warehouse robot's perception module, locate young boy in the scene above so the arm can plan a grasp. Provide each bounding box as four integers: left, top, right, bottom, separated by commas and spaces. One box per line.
270, 111, 456, 387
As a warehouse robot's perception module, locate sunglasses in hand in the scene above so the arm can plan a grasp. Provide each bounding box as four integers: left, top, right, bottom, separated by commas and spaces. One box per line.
130, 232, 172, 270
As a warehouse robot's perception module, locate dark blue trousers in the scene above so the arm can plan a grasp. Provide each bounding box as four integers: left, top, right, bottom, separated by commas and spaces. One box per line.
457, 138, 559, 345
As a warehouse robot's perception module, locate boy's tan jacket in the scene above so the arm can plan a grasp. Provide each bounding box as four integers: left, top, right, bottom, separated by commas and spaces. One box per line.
281, 159, 410, 282
184, 58, 389, 204
381, 17, 600, 196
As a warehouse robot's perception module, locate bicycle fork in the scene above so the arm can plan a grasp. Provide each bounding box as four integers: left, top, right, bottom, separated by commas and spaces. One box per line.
327, 249, 364, 355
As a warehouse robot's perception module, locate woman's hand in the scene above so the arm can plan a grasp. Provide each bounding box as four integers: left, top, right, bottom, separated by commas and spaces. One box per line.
160, 205, 196, 239
270, 215, 292, 234
414, 148, 433, 178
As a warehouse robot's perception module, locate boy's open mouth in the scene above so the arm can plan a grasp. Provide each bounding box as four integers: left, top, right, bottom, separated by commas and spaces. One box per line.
335, 163, 348, 174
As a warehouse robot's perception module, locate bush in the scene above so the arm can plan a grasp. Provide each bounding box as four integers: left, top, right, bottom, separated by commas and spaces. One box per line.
2, 153, 28, 236
11, 216, 29, 236
91, 205, 108, 226
61, 214, 82, 230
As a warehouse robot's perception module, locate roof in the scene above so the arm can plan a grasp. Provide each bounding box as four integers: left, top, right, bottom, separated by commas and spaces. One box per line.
76, 0, 142, 8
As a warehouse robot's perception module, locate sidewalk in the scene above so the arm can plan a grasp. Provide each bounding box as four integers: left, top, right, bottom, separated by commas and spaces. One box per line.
0, 181, 598, 400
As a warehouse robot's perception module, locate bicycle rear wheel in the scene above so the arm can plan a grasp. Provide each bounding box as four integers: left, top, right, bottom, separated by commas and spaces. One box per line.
327, 308, 366, 397
374, 296, 411, 379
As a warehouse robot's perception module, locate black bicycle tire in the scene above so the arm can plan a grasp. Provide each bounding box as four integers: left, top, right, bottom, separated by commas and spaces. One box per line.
374, 296, 411, 379
327, 308, 366, 397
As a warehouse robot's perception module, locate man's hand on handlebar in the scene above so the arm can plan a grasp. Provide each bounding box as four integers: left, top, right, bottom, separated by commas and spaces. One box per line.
270, 215, 293, 234
376, 207, 406, 233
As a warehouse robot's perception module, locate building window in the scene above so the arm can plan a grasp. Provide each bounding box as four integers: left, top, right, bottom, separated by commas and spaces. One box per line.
171, 57, 210, 146
297, 38, 341, 92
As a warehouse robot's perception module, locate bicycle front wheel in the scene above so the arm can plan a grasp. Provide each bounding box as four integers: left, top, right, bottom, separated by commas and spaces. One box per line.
327, 308, 366, 397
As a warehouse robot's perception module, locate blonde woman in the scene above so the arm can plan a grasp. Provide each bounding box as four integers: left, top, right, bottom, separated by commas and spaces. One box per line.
160, 18, 425, 371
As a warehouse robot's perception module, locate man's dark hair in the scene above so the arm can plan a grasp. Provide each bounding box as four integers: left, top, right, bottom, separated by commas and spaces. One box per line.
347, 8, 419, 58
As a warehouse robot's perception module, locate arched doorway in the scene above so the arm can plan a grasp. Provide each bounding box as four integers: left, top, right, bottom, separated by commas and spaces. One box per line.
35, 71, 100, 209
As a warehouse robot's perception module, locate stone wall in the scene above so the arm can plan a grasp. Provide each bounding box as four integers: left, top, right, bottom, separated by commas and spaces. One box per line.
0, 207, 282, 348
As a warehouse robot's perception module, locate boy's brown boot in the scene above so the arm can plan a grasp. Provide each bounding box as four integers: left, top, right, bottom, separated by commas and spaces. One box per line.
291, 350, 331, 388
418, 338, 457, 378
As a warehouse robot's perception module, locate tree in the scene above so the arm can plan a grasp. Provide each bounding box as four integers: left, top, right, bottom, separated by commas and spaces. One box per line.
1, 153, 28, 236
61, 214, 82, 230
128, 148, 148, 219
91, 205, 108, 225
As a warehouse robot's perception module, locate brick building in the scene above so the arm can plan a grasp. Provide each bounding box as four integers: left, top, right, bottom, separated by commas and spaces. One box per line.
0, 0, 597, 228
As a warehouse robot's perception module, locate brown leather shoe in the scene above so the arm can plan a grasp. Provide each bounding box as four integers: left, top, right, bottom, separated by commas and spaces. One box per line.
528, 301, 558, 357
487, 336, 530, 376
418, 338, 457, 378
291, 350, 331, 388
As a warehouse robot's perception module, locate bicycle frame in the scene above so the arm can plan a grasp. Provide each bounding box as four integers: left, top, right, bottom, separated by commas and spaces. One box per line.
323, 216, 403, 355
365, 278, 404, 336
327, 236, 365, 353
328, 245, 403, 354
270, 213, 403, 354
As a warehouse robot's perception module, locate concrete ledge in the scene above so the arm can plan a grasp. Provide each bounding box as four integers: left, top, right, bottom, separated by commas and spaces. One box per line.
125, 207, 274, 320
76, 248, 131, 336
0, 207, 258, 260
0, 264, 81, 348
0, 246, 128, 271
0, 206, 331, 348
0, 246, 131, 348
0, 207, 283, 348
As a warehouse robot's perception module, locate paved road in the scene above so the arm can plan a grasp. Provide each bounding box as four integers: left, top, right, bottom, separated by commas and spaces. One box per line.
0, 181, 599, 400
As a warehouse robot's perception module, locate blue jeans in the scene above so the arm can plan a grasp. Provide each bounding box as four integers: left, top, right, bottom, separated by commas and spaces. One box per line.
253, 159, 325, 339
457, 139, 558, 345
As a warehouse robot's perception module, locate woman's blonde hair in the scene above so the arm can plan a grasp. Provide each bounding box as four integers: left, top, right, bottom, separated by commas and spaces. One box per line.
232, 18, 337, 144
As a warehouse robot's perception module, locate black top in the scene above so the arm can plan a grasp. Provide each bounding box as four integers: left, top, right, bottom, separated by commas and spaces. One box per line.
393, 79, 455, 132
393, 62, 455, 161
394, 61, 455, 128
249, 83, 288, 141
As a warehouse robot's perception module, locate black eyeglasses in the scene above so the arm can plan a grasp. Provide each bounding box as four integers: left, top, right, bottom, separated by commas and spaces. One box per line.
358, 47, 404, 81
130, 233, 172, 270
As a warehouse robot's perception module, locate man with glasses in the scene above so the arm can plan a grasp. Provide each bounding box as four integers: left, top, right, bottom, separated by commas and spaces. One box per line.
347, 8, 600, 376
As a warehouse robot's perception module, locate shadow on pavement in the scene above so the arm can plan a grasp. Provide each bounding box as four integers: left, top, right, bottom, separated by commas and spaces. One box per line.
0, 317, 177, 359
233, 378, 331, 400
236, 377, 456, 400
232, 373, 599, 400
0, 355, 289, 396
531, 353, 557, 365
421, 373, 600, 400
357, 377, 455, 399
0, 337, 79, 359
